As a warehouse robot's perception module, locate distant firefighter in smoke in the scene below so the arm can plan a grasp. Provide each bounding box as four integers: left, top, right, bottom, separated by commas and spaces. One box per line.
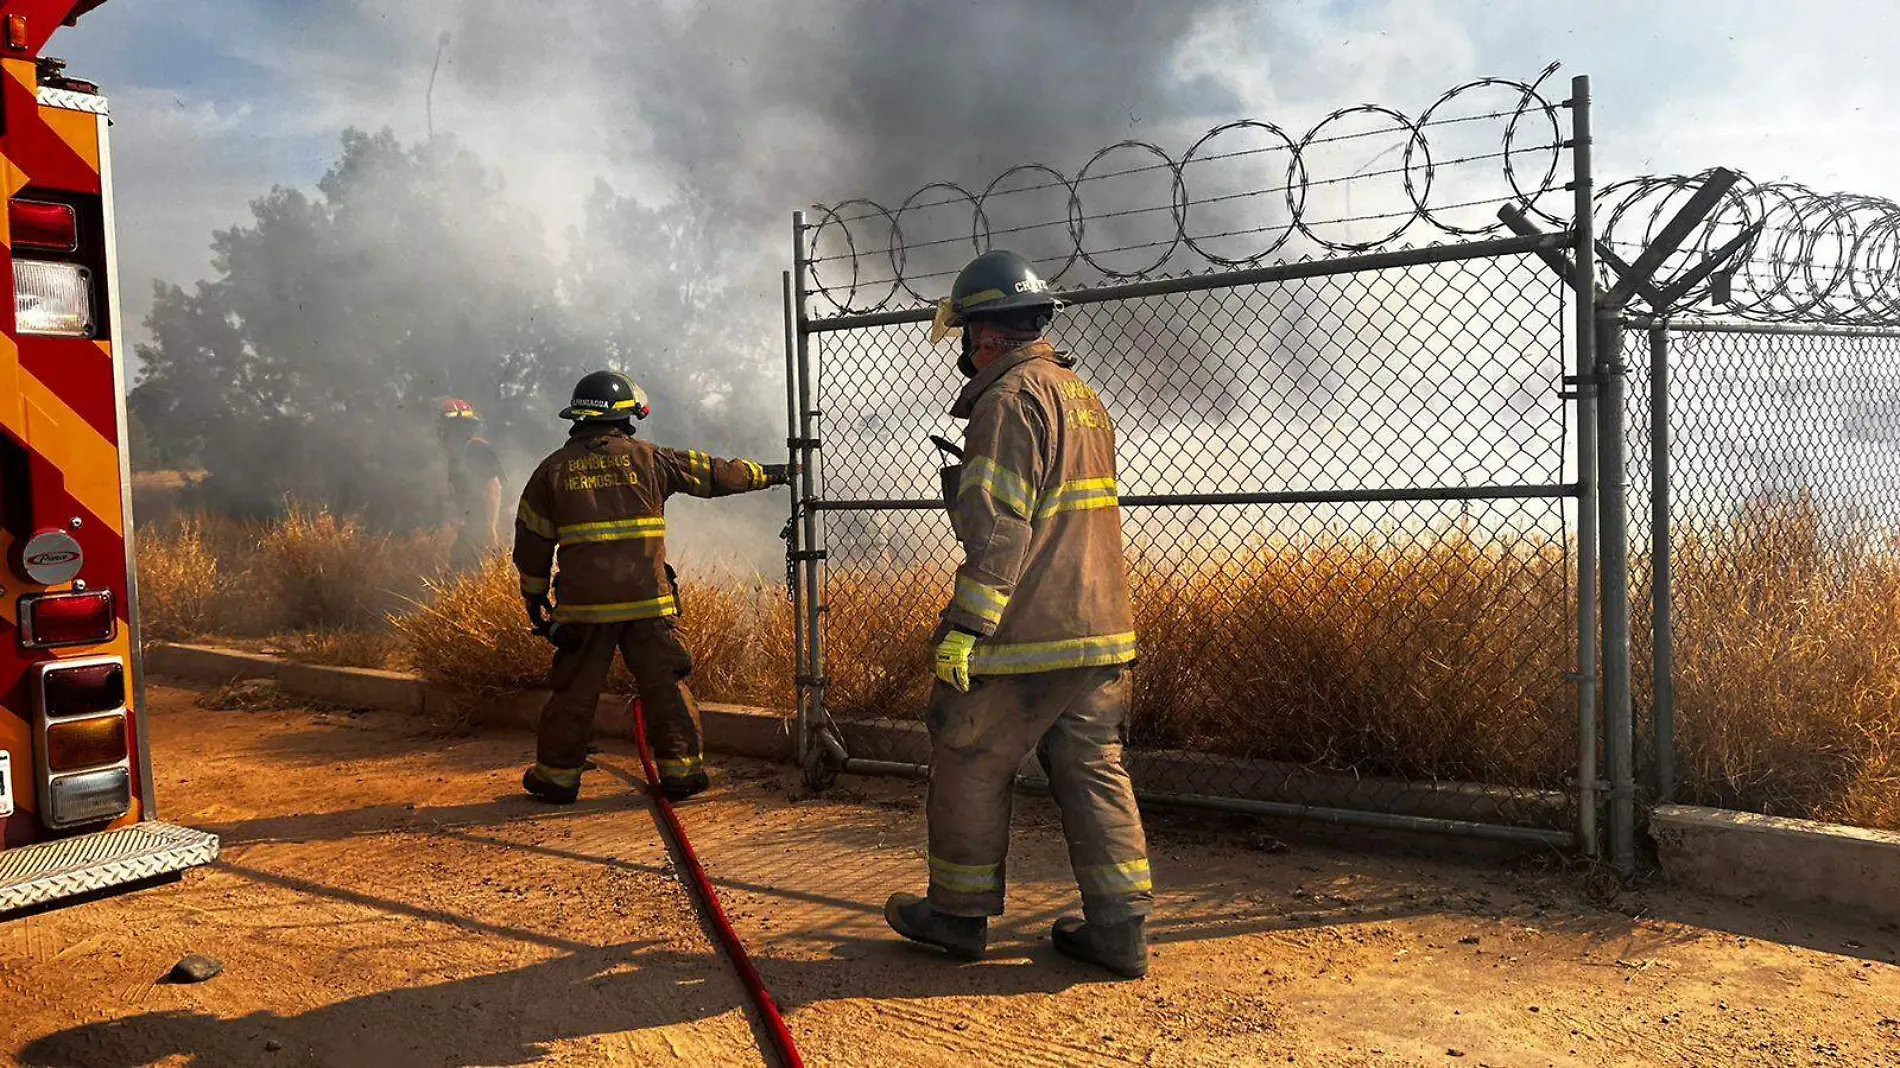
437, 397, 505, 572
885, 250, 1153, 979
512, 371, 796, 804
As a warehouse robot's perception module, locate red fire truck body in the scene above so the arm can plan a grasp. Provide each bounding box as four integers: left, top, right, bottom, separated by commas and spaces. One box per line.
0, 0, 218, 916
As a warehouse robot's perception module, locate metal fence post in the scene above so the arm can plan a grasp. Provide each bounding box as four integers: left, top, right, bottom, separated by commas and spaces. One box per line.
1596, 307, 1637, 875
1649, 322, 1676, 803
1569, 74, 1601, 858
790, 212, 828, 769
781, 270, 806, 766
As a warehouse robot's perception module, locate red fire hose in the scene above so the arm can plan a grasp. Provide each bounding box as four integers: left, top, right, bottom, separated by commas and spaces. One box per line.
626, 697, 806, 1068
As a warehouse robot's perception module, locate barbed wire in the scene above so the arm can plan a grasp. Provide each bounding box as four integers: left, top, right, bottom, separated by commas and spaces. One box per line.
1597, 172, 1900, 326
803, 64, 1569, 315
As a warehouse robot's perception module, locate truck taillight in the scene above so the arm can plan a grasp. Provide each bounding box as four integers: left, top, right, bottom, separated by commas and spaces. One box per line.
18, 590, 116, 648
41, 660, 125, 716
46, 767, 130, 827
9, 200, 78, 252
45, 714, 126, 772
13, 259, 93, 337
32, 658, 133, 828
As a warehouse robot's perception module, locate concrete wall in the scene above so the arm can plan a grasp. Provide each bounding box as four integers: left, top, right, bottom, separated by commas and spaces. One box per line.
146, 643, 794, 763
1652, 804, 1900, 925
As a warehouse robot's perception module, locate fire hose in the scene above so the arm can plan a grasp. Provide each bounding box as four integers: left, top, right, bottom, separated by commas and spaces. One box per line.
626, 695, 806, 1068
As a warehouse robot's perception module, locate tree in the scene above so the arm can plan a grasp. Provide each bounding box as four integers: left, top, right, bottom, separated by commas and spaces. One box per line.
133, 129, 783, 534
132, 129, 587, 527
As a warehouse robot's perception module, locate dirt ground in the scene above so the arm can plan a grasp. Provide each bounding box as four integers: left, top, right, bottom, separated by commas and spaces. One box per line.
2, 684, 1897, 1067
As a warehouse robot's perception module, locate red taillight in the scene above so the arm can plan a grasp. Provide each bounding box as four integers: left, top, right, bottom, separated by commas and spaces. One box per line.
19, 590, 116, 648
45, 714, 126, 772
4, 15, 26, 52
42, 661, 125, 716
10, 200, 77, 252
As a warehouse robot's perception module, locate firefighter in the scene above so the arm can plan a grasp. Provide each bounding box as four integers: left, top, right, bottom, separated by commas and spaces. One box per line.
438, 397, 505, 573
883, 250, 1153, 979
513, 371, 794, 804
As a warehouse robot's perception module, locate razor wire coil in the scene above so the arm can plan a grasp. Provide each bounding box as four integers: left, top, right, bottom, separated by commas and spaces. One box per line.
804, 65, 1569, 315
1597, 172, 1900, 326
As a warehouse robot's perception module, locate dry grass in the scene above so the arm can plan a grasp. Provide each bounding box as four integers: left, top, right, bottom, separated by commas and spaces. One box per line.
392, 555, 796, 708
138, 504, 443, 641
134, 516, 233, 642
824, 531, 1576, 782
276, 629, 407, 671
137, 500, 1900, 831
1658, 499, 1900, 829
254, 502, 436, 632
393, 558, 558, 696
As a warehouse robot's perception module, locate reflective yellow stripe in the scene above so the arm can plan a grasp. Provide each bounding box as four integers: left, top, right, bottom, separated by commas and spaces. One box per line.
1076, 858, 1153, 896
557, 516, 666, 544
533, 763, 582, 788
553, 595, 678, 623
971, 631, 1138, 675
519, 574, 551, 596
953, 574, 1009, 626
961, 456, 1035, 518
516, 500, 556, 539
682, 450, 713, 496
657, 755, 706, 777
956, 287, 1007, 312
1036, 476, 1119, 519
742, 460, 767, 490
929, 855, 1001, 894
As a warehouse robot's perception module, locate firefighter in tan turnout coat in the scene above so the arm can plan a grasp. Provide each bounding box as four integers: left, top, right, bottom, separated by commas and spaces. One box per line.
513, 371, 793, 803
885, 251, 1154, 979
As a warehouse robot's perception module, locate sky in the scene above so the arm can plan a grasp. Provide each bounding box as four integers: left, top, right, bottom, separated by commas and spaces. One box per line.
50, 0, 1900, 354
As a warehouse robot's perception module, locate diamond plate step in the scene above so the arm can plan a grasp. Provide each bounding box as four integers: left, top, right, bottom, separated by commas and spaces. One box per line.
0, 821, 220, 915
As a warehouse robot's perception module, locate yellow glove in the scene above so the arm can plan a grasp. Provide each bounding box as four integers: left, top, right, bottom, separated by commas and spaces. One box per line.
934, 629, 978, 692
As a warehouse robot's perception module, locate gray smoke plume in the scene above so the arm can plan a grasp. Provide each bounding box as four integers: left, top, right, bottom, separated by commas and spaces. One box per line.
127, 0, 1253, 569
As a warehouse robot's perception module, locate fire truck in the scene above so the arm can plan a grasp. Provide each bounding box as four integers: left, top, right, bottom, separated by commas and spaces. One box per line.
0, 0, 218, 915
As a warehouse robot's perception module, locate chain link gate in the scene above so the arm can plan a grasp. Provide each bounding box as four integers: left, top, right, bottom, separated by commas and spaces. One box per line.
786, 71, 1602, 851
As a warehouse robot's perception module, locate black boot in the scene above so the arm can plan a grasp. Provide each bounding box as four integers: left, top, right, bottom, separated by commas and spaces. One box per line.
1052, 915, 1148, 979
658, 770, 711, 802
885, 892, 988, 961
522, 766, 579, 805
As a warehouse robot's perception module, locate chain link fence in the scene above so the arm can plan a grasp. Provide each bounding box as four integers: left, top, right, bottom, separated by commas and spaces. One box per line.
784, 71, 1596, 848
1626, 321, 1900, 823
782, 67, 1900, 857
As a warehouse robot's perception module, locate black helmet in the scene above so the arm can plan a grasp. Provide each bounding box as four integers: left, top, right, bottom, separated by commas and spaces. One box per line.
561, 370, 651, 422
938, 250, 1061, 333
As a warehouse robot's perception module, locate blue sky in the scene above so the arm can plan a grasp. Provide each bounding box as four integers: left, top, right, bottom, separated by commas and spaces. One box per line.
42, 0, 1900, 351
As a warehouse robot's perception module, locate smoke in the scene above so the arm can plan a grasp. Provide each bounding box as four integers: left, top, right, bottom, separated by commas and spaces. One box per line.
110, 2, 1589, 569
120, 0, 1265, 571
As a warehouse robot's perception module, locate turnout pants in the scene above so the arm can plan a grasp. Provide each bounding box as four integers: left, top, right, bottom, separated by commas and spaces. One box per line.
534, 617, 705, 790
926, 664, 1152, 925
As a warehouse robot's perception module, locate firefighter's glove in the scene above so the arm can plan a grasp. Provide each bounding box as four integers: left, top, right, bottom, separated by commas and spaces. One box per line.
934, 629, 978, 692
763, 462, 800, 487
524, 593, 554, 634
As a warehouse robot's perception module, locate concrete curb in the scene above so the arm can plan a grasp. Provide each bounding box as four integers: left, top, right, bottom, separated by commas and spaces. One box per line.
838, 716, 1573, 827
145, 643, 794, 763
1652, 804, 1900, 924
145, 643, 1570, 831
